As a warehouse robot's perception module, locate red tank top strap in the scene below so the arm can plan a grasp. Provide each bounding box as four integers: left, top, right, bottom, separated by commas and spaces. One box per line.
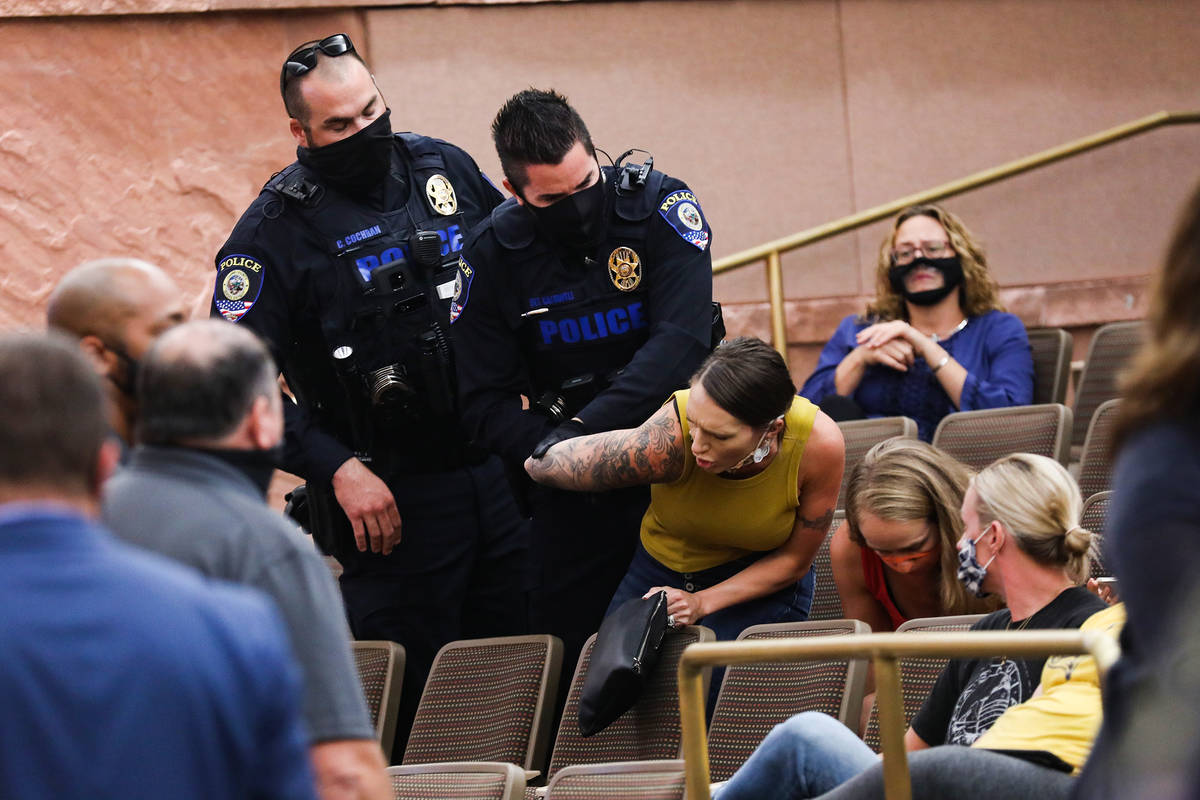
860, 546, 909, 630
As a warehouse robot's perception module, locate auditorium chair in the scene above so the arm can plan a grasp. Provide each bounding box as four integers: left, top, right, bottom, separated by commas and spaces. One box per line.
1077, 399, 1121, 499
835, 417, 919, 509
808, 511, 846, 621
931, 404, 1072, 471
861, 614, 986, 752
386, 762, 525, 800
402, 635, 562, 773
525, 625, 715, 798
706, 619, 869, 782
1026, 327, 1073, 405
352, 640, 405, 752
1072, 321, 1144, 450
1081, 491, 1113, 580
544, 760, 687, 800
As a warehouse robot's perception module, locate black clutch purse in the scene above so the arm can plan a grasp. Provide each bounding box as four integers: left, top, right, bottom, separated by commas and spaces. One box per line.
578, 590, 671, 737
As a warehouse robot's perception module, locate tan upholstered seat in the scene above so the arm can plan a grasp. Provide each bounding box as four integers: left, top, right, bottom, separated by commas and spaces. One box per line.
1072, 321, 1144, 449
706, 619, 868, 781
403, 635, 562, 772
808, 511, 846, 621
932, 404, 1072, 471
1081, 491, 1113, 580
524, 626, 715, 798
1077, 399, 1121, 498
386, 762, 525, 800
1026, 328, 1073, 406
862, 614, 985, 751
352, 640, 405, 752
543, 760, 686, 800
835, 417, 918, 509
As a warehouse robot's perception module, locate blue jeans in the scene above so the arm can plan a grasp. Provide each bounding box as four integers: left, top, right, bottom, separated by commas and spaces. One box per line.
606, 543, 815, 711
714, 712, 878, 800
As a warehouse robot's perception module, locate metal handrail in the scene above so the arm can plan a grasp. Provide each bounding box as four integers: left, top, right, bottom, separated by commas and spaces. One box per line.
712, 110, 1200, 357
677, 629, 1121, 800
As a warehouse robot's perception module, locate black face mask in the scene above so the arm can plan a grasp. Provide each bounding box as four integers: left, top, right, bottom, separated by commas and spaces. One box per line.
525, 169, 610, 252
105, 343, 140, 397
888, 254, 965, 307
297, 110, 394, 197
201, 446, 284, 497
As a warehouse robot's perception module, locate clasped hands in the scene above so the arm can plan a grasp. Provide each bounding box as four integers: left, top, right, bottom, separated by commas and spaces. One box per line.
853, 320, 936, 373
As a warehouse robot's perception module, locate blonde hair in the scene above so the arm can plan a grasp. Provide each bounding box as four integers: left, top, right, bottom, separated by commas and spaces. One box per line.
865, 204, 1004, 322
845, 439, 997, 616
1116, 182, 1200, 445
971, 453, 1092, 583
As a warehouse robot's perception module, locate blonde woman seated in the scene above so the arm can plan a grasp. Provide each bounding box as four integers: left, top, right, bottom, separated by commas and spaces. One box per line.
525, 337, 843, 647
832, 439, 998, 729
832, 439, 997, 633
713, 452, 1106, 800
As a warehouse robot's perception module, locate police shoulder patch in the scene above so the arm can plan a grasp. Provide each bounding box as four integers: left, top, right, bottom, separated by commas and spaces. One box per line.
214, 253, 265, 322
448, 255, 474, 324
657, 189, 711, 251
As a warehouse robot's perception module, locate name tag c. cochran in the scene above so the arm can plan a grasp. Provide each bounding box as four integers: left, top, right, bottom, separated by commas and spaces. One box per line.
214, 253, 265, 322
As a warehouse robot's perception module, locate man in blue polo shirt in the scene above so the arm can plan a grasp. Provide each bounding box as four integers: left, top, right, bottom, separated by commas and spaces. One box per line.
0, 331, 315, 800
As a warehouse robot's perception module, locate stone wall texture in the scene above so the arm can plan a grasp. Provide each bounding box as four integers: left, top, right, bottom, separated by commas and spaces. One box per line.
2, 0, 1197, 379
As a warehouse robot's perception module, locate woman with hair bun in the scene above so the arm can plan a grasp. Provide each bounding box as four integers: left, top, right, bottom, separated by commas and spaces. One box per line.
714, 452, 1106, 800
799, 204, 1034, 441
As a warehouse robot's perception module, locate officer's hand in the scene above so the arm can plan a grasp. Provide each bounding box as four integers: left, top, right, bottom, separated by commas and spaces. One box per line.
331, 458, 403, 555
531, 419, 586, 459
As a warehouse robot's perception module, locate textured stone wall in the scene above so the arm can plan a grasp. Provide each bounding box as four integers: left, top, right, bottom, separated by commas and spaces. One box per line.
0, 12, 364, 329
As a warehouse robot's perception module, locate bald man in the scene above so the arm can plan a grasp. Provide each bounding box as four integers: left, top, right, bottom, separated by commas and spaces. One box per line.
47, 258, 188, 446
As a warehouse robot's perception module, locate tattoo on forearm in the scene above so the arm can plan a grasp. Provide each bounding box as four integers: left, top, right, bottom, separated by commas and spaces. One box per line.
534, 408, 683, 490
799, 508, 835, 534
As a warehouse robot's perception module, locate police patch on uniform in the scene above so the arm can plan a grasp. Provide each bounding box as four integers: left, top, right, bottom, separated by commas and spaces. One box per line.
214, 254, 265, 322
426, 174, 458, 216
449, 255, 474, 324
608, 246, 642, 292
658, 190, 711, 251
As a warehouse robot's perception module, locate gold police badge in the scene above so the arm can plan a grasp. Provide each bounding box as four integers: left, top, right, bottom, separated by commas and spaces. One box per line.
608, 246, 641, 292
425, 174, 458, 215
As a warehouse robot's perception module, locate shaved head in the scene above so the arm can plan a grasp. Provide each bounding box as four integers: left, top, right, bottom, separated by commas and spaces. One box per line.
284, 48, 370, 127
48, 258, 185, 354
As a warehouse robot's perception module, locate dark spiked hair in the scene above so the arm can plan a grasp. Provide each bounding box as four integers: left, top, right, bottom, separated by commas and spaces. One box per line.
491, 88, 594, 193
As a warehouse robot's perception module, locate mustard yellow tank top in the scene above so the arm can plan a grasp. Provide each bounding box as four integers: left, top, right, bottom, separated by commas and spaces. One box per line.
640, 390, 818, 573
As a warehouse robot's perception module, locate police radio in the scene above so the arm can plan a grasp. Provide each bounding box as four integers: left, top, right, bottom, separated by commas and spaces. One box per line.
615, 149, 653, 195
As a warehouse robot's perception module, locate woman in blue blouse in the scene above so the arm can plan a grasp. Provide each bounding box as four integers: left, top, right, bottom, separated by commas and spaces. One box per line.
799, 204, 1033, 440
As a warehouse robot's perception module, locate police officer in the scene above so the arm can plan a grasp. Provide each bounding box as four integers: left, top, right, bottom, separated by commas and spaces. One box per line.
449, 89, 715, 679
212, 34, 528, 758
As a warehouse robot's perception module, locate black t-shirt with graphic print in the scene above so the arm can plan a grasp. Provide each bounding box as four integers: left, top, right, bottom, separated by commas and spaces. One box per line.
911, 586, 1107, 747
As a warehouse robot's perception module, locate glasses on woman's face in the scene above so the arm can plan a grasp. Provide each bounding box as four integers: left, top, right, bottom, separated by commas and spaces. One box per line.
891, 240, 953, 266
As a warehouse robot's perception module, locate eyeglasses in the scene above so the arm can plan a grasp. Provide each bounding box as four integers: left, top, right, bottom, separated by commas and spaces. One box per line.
279, 34, 356, 97
891, 240, 953, 266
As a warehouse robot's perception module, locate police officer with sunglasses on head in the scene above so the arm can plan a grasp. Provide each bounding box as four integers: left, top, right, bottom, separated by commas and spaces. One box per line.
212, 34, 529, 760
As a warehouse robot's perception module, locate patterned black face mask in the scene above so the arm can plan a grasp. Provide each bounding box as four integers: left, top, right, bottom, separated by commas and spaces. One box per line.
888, 254, 964, 306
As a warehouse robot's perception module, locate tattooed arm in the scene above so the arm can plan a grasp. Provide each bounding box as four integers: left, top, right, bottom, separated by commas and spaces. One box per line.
524, 400, 686, 490
651, 409, 846, 625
